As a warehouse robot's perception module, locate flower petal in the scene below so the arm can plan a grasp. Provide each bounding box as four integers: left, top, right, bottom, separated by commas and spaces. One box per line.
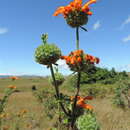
84, 96, 93, 100
81, 104, 93, 110
87, 11, 93, 15
53, 7, 65, 16
82, 0, 96, 13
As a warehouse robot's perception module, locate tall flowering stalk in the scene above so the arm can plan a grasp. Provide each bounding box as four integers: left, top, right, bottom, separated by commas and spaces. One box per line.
35, 0, 100, 129
35, 34, 70, 117
54, 0, 99, 129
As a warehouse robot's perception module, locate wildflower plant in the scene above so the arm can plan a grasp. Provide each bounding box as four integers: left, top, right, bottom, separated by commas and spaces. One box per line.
0, 86, 16, 114
34, 0, 100, 129
0, 85, 16, 128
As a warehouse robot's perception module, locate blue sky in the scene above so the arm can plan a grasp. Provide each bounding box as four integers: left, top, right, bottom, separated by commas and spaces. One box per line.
0, 0, 130, 75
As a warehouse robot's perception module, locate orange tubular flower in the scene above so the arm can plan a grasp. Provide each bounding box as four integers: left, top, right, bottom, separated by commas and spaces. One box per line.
71, 96, 93, 110
77, 98, 93, 110
85, 54, 100, 64
95, 57, 100, 64
70, 56, 76, 64
67, 56, 71, 62
80, 103, 93, 110
90, 56, 95, 63
73, 50, 83, 56
82, 0, 96, 14
77, 57, 82, 63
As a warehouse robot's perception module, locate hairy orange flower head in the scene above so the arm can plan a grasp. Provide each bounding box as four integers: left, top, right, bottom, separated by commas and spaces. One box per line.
61, 50, 100, 72
53, 0, 96, 18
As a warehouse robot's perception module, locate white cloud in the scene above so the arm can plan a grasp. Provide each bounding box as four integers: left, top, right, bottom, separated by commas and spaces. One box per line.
57, 59, 69, 69
122, 35, 130, 42
120, 16, 130, 29
93, 21, 101, 30
55, 59, 72, 75
0, 27, 8, 34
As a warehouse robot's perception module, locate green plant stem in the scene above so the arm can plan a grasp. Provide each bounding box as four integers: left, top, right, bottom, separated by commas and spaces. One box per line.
49, 64, 70, 117
70, 27, 81, 129
0, 119, 1, 130
76, 27, 79, 50
71, 72, 81, 129
50, 64, 59, 98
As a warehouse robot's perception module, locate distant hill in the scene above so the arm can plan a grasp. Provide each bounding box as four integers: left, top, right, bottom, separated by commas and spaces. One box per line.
0, 75, 44, 78
0, 75, 10, 78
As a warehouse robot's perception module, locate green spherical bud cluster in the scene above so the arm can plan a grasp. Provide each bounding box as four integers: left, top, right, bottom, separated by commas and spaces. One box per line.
76, 113, 100, 130
49, 72, 65, 86
35, 44, 61, 65
66, 10, 88, 28
35, 34, 61, 65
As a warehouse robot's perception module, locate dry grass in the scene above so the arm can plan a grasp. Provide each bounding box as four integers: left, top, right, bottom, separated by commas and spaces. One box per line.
92, 97, 130, 130
0, 77, 130, 130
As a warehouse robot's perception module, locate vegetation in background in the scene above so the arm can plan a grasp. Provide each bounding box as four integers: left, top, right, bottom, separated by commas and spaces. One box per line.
0, 74, 130, 129
80, 67, 128, 85
113, 80, 130, 108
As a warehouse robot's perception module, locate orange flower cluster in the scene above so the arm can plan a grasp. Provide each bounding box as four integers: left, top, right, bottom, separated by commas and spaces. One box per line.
61, 50, 99, 68
53, 0, 96, 18
8, 85, 16, 89
17, 109, 28, 117
61, 50, 83, 65
71, 96, 93, 110
10, 76, 19, 80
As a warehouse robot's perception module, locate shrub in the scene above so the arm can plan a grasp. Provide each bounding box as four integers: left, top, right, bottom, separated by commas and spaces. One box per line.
113, 80, 130, 108
80, 67, 128, 85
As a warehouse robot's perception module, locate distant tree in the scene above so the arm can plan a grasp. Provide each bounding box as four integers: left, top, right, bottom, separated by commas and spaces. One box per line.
80, 67, 128, 84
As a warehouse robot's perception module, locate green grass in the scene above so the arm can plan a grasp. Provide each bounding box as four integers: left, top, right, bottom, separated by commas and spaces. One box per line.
0, 77, 52, 92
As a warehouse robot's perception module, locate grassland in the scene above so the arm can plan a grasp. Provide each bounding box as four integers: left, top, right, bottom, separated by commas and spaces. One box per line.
0, 76, 130, 130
